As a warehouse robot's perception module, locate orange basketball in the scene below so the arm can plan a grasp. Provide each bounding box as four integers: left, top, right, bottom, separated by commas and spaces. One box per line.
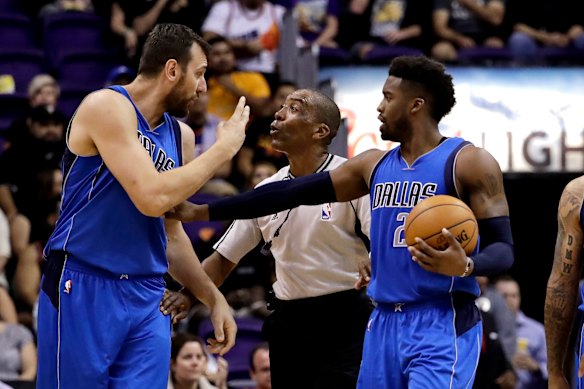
404, 195, 478, 255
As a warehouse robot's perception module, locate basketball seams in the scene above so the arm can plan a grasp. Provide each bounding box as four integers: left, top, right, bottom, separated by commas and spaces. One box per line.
404, 203, 473, 235
404, 195, 479, 254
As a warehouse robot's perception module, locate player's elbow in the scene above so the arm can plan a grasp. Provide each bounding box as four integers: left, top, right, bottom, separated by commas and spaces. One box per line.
134, 195, 169, 218
500, 243, 514, 271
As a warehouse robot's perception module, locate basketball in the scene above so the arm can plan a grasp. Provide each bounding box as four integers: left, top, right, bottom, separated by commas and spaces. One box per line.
404, 195, 478, 255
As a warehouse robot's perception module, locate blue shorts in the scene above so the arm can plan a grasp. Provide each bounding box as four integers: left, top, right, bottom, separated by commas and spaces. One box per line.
36, 254, 171, 389
358, 295, 482, 389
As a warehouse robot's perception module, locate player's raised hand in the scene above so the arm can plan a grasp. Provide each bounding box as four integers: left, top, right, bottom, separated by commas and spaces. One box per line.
408, 228, 468, 276
215, 96, 250, 156
206, 299, 237, 356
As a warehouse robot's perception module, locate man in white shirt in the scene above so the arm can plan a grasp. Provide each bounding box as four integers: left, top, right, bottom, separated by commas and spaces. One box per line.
202, 0, 285, 76
201, 89, 373, 389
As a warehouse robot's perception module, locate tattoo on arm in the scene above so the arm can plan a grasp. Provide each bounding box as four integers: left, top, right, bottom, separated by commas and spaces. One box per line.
483, 173, 500, 197
545, 181, 584, 376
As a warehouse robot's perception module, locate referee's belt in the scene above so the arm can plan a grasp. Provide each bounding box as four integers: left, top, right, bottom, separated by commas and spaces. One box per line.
266, 288, 368, 311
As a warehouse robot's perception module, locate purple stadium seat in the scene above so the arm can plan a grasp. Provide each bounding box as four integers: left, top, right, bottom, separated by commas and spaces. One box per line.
56, 50, 116, 91
198, 316, 265, 381
457, 47, 513, 65
0, 0, 26, 13
58, 88, 91, 118
319, 46, 352, 66
0, 49, 46, 94
0, 93, 28, 132
43, 11, 111, 66
361, 45, 424, 65
0, 14, 38, 50
540, 47, 584, 65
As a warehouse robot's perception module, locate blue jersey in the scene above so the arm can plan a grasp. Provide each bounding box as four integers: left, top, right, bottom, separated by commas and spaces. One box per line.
368, 137, 480, 304
44, 85, 183, 277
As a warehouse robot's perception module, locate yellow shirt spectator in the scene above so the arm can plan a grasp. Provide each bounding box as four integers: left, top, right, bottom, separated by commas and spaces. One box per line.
207, 72, 271, 120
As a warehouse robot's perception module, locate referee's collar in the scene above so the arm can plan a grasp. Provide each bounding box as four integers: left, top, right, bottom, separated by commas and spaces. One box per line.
287, 153, 334, 179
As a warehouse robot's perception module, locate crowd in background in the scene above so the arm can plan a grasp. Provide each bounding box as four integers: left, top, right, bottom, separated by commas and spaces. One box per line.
0, 0, 583, 387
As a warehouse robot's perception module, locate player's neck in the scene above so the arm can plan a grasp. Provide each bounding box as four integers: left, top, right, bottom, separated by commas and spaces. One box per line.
400, 127, 443, 164
124, 78, 167, 128
288, 149, 329, 177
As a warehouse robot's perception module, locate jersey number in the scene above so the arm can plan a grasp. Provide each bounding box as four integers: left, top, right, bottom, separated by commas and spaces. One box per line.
393, 212, 408, 247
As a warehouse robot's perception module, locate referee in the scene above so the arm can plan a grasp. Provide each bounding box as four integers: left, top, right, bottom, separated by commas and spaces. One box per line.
201, 89, 373, 389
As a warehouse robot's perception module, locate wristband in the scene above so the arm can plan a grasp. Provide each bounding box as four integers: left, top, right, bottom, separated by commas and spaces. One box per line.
460, 257, 472, 277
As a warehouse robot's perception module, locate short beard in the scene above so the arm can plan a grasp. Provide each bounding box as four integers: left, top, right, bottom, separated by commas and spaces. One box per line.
165, 77, 190, 118
381, 115, 410, 142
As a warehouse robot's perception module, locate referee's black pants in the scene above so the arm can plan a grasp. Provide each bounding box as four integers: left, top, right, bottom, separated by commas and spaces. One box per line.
262, 288, 374, 389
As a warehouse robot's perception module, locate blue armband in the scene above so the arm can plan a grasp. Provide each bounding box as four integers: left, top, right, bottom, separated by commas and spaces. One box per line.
472, 216, 514, 276
208, 171, 337, 220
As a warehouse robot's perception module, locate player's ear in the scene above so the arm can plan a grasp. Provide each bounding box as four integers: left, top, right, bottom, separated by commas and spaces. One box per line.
164, 59, 180, 81
411, 97, 425, 114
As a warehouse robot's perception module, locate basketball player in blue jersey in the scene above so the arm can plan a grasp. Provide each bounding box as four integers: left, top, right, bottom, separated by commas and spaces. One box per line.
167, 55, 515, 388
37, 24, 250, 389
545, 176, 584, 389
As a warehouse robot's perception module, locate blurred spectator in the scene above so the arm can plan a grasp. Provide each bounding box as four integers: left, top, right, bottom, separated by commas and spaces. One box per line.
0, 289, 37, 383
0, 283, 17, 325
476, 276, 517, 363
0, 210, 10, 293
180, 92, 238, 197
507, 0, 584, 63
4, 75, 61, 151
473, 308, 517, 389
245, 161, 278, 191
39, 0, 94, 18
183, 94, 221, 158
283, 0, 342, 49
206, 36, 271, 121
337, 0, 433, 60
95, 0, 207, 62
249, 342, 270, 389
431, 0, 506, 62
168, 332, 227, 389
234, 80, 295, 188
202, 0, 285, 88
105, 65, 136, 86
495, 275, 548, 389
0, 106, 66, 310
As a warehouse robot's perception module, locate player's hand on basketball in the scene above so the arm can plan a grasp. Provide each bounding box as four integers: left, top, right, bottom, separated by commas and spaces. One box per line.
165, 201, 209, 222
354, 258, 371, 289
160, 289, 192, 325
407, 228, 468, 276
206, 300, 237, 356
216, 96, 250, 157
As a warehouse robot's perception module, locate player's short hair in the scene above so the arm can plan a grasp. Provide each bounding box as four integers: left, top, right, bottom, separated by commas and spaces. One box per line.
139, 23, 210, 77
388, 55, 456, 123
308, 90, 341, 145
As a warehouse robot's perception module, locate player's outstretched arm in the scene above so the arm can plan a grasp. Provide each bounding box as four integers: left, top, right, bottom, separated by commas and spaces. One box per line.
165, 219, 237, 355
171, 148, 383, 222
72, 91, 249, 217
546, 177, 584, 387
